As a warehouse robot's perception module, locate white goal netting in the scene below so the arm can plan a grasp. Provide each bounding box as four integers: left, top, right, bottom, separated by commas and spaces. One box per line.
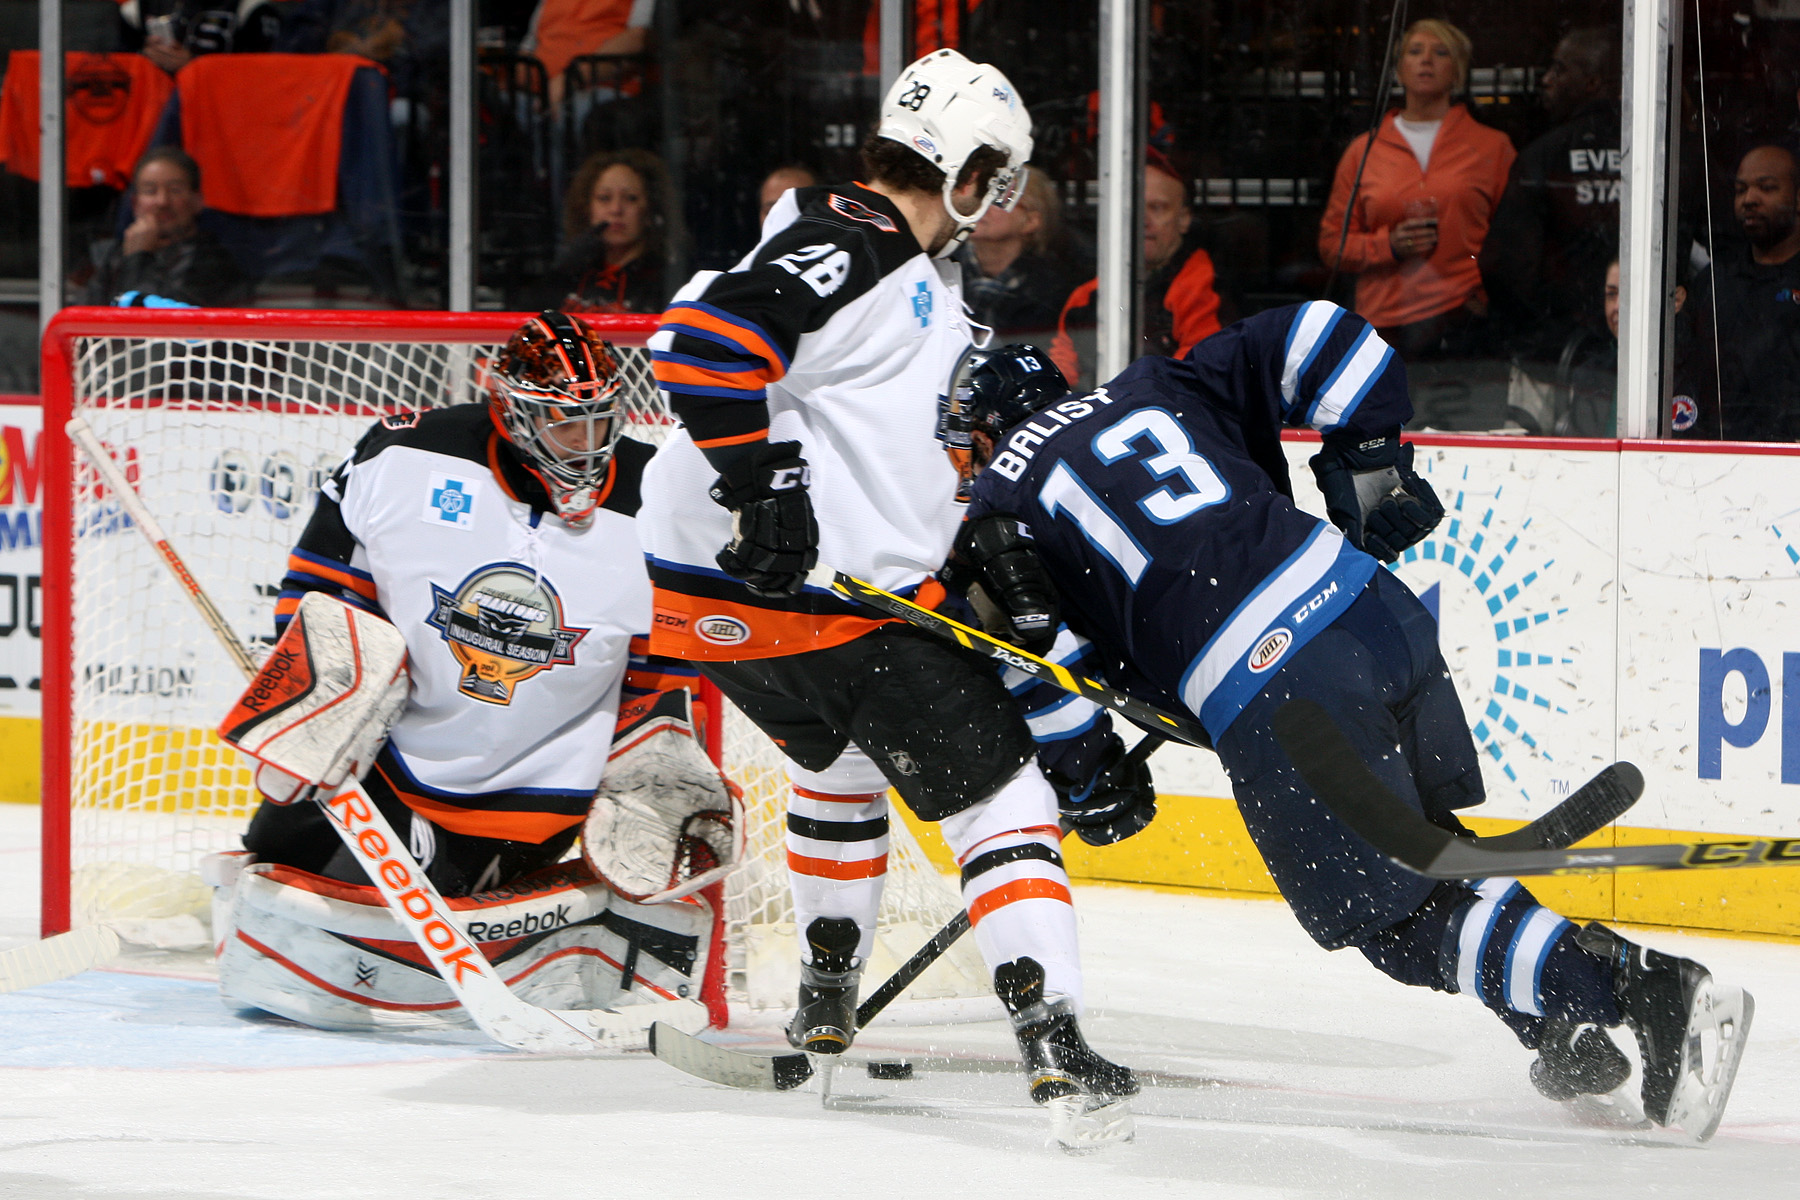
49, 314, 987, 1012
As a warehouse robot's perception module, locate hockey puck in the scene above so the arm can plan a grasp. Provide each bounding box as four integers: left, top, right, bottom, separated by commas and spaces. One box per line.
866, 1059, 914, 1080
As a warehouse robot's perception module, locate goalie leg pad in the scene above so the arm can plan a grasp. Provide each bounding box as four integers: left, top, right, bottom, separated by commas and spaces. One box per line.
219, 592, 410, 798
214, 858, 720, 1034
584, 688, 743, 904
941, 764, 1082, 1010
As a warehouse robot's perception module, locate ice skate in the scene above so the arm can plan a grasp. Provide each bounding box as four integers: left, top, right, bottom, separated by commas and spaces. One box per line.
1577, 922, 1754, 1141
785, 916, 863, 1055
995, 957, 1137, 1151
1530, 1017, 1631, 1102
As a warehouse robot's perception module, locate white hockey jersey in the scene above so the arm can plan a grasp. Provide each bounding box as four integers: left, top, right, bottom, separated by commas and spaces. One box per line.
276, 405, 675, 843
640, 183, 975, 660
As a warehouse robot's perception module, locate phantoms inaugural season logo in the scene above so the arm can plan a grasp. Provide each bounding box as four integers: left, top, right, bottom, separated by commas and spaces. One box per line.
426, 564, 587, 705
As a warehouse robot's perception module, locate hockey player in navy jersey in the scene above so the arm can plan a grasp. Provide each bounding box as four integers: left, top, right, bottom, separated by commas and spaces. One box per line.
945, 306, 1751, 1139
209, 311, 736, 1035
639, 50, 1136, 1139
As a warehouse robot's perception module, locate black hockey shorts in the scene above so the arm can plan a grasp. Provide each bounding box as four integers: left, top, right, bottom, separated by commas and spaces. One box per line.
1213, 569, 1486, 951
701, 623, 1039, 822
242, 767, 580, 899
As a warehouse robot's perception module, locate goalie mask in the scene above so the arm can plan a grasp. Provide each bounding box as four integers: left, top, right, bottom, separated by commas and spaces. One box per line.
487, 310, 626, 525
940, 344, 1071, 487
878, 48, 1034, 258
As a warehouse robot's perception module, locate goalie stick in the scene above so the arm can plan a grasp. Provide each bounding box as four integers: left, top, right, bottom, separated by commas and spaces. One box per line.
1273, 698, 1800, 878
68, 418, 615, 1054
0, 926, 121, 994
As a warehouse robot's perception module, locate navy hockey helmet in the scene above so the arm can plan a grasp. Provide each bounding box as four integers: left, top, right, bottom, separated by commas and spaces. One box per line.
487, 310, 626, 524
945, 344, 1072, 447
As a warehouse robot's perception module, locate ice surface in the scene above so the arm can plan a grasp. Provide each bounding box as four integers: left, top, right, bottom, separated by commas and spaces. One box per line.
3, 803, 1796, 1198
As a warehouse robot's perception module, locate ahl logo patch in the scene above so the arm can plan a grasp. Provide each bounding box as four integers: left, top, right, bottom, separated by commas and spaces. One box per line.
424, 472, 481, 529
695, 615, 751, 646
1248, 628, 1293, 672
427, 564, 588, 705
827, 193, 898, 233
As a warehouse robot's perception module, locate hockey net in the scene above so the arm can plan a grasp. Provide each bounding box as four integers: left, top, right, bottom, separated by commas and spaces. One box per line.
40, 308, 988, 1013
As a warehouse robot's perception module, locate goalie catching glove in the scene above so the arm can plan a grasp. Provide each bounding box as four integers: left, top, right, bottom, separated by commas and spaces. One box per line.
583, 688, 744, 904
218, 592, 410, 805
942, 512, 1060, 654
1308, 432, 1444, 563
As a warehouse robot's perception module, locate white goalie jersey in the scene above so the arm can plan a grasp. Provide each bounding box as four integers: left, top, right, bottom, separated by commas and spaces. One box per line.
274, 403, 684, 844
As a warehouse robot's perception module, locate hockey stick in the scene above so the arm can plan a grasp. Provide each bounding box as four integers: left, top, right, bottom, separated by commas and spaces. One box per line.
68, 417, 606, 1054
1272, 698, 1800, 878
651, 908, 973, 1090
812, 564, 1625, 853
0, 926, 121, 994
806, 562, 1214, 751
650, 733, 1171, 1089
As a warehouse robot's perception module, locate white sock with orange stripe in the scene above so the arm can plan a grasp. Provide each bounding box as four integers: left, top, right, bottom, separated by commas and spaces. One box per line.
784, 749, 891, 962
940, 764, 1082, 1010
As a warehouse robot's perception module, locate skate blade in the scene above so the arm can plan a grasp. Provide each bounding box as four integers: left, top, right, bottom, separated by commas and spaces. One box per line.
1046, 1095, 1135, 1154
1667, 983, 1754, 1143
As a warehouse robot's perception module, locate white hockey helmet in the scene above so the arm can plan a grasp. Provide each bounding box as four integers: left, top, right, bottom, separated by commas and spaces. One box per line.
877, 48, 1034, 258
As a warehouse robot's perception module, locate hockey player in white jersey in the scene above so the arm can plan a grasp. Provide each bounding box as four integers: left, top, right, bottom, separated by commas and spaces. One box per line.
212, 311, 735, 1034
639, 49, 1135, 1131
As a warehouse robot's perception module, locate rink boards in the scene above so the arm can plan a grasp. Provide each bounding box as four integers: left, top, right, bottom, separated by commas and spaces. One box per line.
6, 411, 1800, 935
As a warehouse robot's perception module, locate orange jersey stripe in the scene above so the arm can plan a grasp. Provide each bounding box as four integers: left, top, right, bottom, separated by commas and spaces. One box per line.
691, 429, 772, 450
289, 555, 379, 601
968, 877, 1073, 925
393, 792, 584, 844
660, 305, 788, 379
786, 850, 889, 880
648, 588, 890, 662
652, 359, 779, 393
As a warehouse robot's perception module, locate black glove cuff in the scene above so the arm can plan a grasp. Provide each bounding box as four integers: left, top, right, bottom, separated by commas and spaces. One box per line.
1320, 430, 1403, 472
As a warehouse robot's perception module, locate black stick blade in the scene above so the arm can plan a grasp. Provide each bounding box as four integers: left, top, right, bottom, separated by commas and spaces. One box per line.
1479, 763, 1644, 852
1272, 698, 1458, 872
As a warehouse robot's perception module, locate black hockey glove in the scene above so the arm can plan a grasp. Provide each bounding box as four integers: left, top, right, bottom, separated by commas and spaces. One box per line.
943, 513, 1059, 654
1051, 735, 1158, 847
708, 440, 820, 598
1309, 432, 1444, 563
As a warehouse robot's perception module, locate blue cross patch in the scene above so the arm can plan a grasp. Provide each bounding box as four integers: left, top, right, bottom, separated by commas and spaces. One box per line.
423, 472, 480, 529
911, 280, 933, 327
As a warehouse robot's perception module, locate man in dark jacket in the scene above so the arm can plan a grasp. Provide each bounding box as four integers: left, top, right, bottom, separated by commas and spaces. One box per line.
1479, 27, 1622, 366
82, 147, 249, 307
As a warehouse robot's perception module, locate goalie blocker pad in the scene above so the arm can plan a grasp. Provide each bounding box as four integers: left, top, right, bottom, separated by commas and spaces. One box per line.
219, 592, 410, 802
211, 853, 727, 1033
584, 688, 744, 904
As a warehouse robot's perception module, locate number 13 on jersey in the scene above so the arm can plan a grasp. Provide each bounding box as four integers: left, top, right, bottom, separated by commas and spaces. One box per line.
1038, 408, 1230, 588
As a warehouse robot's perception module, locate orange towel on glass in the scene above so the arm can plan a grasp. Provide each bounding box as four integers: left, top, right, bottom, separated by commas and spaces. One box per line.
177, 54, 373, 217
0, 52, 174, 189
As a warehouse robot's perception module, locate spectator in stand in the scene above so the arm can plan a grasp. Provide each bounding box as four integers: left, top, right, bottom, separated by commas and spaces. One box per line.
123, 0, 287, 73
536, 148, 678, 314
1318, 20, 1516, 364
1052, 150, 1223, 390
80, 146, 249, 307
522, 0, 654, 108
1479, 27, 1623, 374
959, 166, 1077, 344
1677, 144, 1800, 441
757, 164, 816, 227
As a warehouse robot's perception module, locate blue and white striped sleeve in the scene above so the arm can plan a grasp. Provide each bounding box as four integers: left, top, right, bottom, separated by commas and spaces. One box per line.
1003, 627, 1119, 791
1269, 301, 1413, 437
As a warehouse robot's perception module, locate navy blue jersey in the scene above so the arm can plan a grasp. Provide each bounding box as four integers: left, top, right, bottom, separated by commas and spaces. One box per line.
968, 302, 1411, 741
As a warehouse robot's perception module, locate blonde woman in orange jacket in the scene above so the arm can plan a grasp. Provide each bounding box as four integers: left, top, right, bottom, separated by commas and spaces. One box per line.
1318, 19, 1516, 359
